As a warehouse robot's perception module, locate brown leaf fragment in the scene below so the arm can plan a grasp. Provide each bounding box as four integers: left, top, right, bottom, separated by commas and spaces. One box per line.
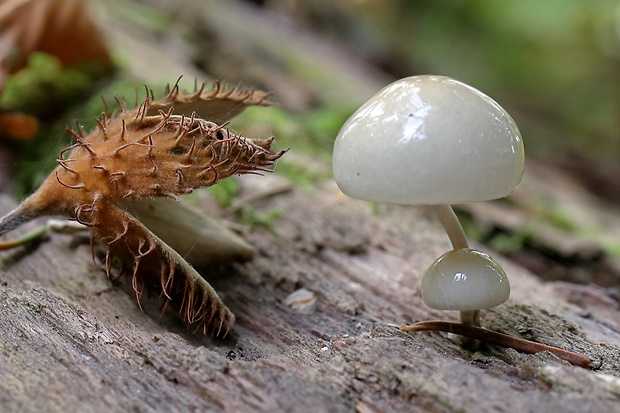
141, 79, 276, 123
0, 0, 111, 91
0, 111, 38, 139
0, 0, 112, 140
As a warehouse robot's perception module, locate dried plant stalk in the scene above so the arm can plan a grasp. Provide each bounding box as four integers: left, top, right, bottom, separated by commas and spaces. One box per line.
0, 81, 285, 335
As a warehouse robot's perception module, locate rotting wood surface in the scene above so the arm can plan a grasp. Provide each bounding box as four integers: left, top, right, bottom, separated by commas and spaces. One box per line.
1, 174, 619, 413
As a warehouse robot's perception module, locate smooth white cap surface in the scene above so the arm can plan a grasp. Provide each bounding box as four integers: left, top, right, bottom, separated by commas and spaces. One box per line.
421, 248, 510, 311
333, 75, 524, 204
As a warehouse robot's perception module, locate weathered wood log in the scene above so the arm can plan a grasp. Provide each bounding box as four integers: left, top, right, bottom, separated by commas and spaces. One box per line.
1, 173, 619, 412
1, 2, 619, 410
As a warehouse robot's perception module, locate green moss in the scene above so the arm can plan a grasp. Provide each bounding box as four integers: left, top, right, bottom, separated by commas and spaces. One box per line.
233, 103, 354, 160
1, 53, 114, 117
370, 202, 380, 216
604, 242, 620, 258
0, 52, 117, 197
275, 161, 330, 194
237, 206, 282, 235
542, 207, 578, 233
231, 103, 355, 191
488, 230, 533, 254
107, 1, 189, 37
457, 214, 488, 243
208, 177, 241, 208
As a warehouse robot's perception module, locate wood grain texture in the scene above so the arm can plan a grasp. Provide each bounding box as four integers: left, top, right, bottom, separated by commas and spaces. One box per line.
1, 174, 619, 413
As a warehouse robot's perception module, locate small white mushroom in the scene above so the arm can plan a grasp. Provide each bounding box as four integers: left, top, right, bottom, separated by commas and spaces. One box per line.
333, 75, 524, 326
421, 248, 510, 311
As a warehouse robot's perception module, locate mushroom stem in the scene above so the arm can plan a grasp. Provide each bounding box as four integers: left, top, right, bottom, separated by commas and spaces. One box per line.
459, 309, 481, 348
459, 310, 480, 327
399, 320, 591, 368
430, 204, 479, 329
430, 204, 468, 250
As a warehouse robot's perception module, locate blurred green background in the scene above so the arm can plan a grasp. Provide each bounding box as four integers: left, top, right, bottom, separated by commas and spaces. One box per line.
1, 0, 619, 280
2, 0, 619, 202
266, 0, 620, 198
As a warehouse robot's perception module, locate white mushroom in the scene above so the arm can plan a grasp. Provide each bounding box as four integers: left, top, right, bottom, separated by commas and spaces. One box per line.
421, 248, 510, 311
332, 75, 524, 327
333, 75, 523, 205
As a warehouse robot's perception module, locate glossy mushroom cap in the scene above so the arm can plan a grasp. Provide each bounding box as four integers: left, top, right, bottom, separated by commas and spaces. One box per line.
332, 75, 524, 205
421, 249, 510, 311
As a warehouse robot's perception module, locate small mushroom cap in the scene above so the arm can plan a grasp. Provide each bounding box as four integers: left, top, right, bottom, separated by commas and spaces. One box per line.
333, 75, 524, 205
421, 248, 510, 311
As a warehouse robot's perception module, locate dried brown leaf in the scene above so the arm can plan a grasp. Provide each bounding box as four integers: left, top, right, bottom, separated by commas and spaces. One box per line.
0, 0, 111, 90
142, 79, 277, 124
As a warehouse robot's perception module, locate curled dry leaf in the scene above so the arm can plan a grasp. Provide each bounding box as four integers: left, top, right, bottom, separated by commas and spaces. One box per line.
0, 80, 286, 336
0, 0, 112, 139
0, 0, 111, 90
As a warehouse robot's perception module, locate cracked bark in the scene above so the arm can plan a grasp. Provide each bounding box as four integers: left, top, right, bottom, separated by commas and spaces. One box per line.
1, 173, 619, 413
